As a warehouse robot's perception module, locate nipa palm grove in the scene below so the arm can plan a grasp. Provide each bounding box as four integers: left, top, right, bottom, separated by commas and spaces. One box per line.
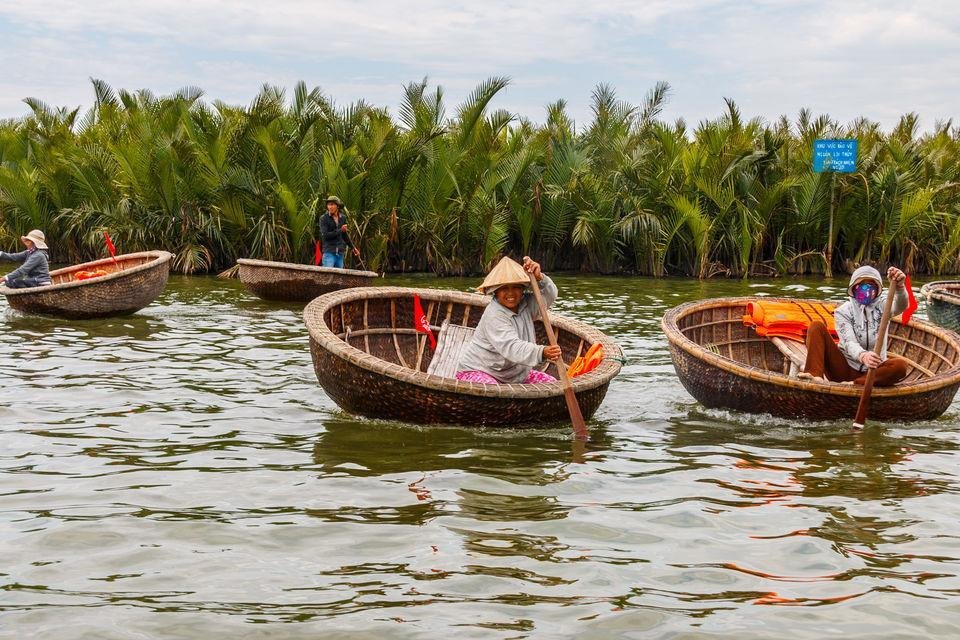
1, 77, 958, 277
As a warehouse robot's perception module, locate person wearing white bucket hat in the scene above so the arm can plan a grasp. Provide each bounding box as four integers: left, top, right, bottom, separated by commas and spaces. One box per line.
0, 229, 53, 289
455, 256, 561, 384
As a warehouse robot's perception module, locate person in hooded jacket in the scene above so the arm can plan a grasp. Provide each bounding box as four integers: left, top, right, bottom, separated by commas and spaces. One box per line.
799, 265, 909, 386
0, 229, 52, 289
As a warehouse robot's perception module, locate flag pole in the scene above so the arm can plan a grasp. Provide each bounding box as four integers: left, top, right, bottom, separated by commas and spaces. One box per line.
103, 231, 119, 270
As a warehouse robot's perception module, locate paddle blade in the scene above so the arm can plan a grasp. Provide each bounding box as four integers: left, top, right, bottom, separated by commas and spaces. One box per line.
562, 383, 588, 440
853, 373, 876, 429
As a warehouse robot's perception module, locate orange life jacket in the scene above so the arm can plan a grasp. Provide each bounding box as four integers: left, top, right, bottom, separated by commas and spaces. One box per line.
74, 269, 109, 281
742, 300, 838, 343
567, 342, 604, 377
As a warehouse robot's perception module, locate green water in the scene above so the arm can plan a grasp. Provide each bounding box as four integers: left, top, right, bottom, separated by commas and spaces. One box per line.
2, 274, 959, 639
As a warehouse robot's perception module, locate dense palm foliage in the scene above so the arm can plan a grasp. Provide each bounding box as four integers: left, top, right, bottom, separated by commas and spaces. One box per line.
1, 79, 958, 276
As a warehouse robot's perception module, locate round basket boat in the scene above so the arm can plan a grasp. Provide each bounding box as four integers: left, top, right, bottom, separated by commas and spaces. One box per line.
920, 280, 960, 333
303, 286, 623, 427
237, 258, 378, 302
662, 296, 960, 422
1, 251, 172, 319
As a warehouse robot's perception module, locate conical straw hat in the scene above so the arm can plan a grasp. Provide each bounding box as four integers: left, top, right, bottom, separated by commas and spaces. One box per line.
477, 257, 529, 293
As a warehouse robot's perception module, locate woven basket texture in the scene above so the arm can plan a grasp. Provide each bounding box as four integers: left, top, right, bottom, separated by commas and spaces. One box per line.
237, 258, 378, 302
662, 296, 960, 422
1, 251, 172, 319
303, 286, 623, 427
921, 281, 960, 333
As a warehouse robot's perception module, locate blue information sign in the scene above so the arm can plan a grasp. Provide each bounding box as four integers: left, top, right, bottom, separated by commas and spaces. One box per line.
813, 139, 858, 173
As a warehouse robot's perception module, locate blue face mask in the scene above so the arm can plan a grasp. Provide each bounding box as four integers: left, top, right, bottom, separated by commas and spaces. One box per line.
853, 281, 879, 305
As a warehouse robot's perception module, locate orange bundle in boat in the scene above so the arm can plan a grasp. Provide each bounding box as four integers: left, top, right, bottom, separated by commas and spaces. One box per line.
742, 300, 838, 343
74, 269, 109, 281
567, 342, 604, 377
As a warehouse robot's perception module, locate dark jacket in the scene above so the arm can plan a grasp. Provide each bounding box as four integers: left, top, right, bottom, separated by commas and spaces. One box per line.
1, 248, 51, 284
318, 211, 353, 254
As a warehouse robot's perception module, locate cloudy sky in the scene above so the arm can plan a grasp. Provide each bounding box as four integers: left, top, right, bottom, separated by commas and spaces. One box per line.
1, 1, 957, 129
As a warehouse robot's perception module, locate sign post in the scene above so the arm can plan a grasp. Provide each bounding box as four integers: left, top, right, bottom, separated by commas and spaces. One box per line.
813, 139, 858, 174
813, 139, 858, 277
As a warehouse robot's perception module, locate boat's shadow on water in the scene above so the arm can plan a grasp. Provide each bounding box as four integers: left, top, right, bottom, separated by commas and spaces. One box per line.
668, 406, 960, 502
312, 417, 614, 478
302, 418, 613, 527
1, 308, 166, 340
657, 407, 960, 569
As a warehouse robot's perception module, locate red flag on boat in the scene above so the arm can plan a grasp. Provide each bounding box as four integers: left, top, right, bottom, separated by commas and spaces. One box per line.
313, 240, 321, 266
901, 274, 918, 325
103, 231, 118, 265
413, 294, 436, 350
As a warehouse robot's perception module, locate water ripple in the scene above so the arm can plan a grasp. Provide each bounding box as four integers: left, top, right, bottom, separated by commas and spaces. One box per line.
2, 275, 960, 638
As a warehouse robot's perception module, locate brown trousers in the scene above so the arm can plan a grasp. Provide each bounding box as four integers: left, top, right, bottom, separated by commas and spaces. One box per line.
803, 321, 908, 386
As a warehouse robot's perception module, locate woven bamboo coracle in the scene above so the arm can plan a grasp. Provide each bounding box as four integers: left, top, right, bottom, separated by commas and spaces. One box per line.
303, 286, 623, 426
920, 281, 960, 333
237, 258, 378, 302
0, 251, 172, 319
662, 296, 960, 422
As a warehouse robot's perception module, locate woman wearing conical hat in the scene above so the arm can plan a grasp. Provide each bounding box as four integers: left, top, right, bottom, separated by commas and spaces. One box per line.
456, 256, 561, 384
0, 230, 52, 289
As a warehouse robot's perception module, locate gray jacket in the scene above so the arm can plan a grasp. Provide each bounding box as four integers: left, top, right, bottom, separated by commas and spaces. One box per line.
0, 248, 51, 284
457, 276, 558, 383
835, 266, 908, 371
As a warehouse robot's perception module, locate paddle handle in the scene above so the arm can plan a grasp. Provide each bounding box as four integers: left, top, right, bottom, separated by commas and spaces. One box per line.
527, 270, 589, 440
343, 231, 368, 272
853, 279, 898, 428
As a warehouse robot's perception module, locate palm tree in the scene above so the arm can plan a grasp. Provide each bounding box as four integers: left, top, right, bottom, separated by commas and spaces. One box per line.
1, 78, 959, 277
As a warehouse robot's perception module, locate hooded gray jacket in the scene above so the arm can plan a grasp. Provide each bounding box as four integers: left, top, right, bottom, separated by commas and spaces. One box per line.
834, 265, 908, 371
457, 276, 558, 383
0, 248, 51, 284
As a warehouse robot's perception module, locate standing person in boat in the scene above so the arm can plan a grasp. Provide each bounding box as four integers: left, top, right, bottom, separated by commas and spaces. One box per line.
0, 229, 52, 289
799, 265, 909, 386
318, 195, 360, 269
456, 256, 561, 384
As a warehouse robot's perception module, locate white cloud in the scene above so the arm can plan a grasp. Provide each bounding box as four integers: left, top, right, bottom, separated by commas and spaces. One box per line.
659, 1, 960, 127
0, 0, 957, 128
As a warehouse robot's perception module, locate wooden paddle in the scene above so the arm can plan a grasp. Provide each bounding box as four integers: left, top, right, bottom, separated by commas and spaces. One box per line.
341, 225, 368, 272
527, 269, 589, 440
853, 278, 899, 429
351, 248, 369, 272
